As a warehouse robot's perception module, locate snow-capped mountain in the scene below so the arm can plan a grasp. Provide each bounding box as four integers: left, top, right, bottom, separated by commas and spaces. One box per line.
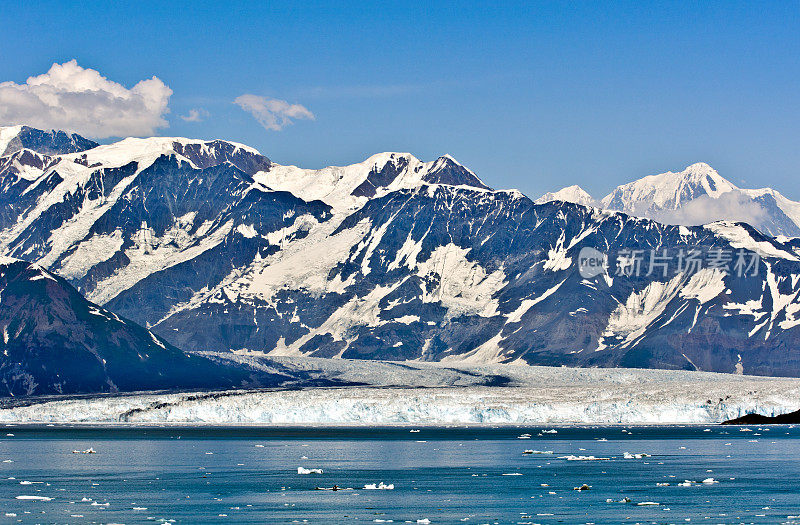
5, 127, 800, 377
540, 162, 800, 238
601, 162, 800, 237
535, 185, 595, 207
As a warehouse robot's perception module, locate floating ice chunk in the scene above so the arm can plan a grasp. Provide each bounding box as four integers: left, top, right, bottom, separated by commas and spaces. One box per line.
297, 467, 323, 475
364, 482, 394, 490
702, 478, 718, 484
72, 448, 96, 454
417, 520, 431, 524
637, 501, 660, 506
501, 473, 522, 476
542, 429, 558, 434
517, 434, 532, 439
656, 482, 670, 487
622, 452, 651, 459
16, 495, 53, 501
677, 480, 694, 487
409, 429, 420, 433
559, 455, 609, 461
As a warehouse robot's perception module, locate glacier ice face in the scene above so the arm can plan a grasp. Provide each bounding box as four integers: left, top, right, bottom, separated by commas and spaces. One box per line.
1, 361, 798, 425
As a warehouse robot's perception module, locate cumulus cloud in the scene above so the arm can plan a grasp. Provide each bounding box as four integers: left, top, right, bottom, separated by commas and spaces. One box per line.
234, 94, 314, 131
0, 60, 172, 138
646, 191, 767, 228
180, 108, 209, 122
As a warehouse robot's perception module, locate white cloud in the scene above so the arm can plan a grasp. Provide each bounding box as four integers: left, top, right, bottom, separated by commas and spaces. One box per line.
180, 108, 209, 122
646, 191, 767, 227
234, 94, 314, 131
0, 60, 172, 138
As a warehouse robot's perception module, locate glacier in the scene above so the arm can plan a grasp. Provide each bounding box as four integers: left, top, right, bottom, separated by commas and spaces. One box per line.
1, 359, 798, 425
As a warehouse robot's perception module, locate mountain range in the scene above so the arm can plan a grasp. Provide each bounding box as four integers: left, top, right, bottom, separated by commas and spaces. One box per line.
3, 124, 800, 394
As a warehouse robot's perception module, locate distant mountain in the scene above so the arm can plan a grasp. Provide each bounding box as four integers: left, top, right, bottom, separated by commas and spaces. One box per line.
539, 163, 800, 238
4, 127, 800, 377
535, 185, 595, 207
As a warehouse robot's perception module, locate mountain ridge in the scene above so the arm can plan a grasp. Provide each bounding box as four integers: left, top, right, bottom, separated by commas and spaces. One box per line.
5, 126, 800, 377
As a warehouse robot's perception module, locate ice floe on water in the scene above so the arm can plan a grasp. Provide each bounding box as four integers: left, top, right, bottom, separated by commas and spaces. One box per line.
622, 452, 651, 459
297, 467, 323, 475
364, 482, 394, 490
559, 455, 610, 461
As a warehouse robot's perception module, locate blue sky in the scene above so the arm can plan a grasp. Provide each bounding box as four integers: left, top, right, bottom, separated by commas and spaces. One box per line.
1, 1, 798, 199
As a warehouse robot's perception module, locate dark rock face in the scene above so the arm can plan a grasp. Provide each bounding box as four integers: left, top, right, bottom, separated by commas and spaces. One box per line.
171, 140, 272, 174
421, 155, 490, 189
1, 126, 98, 156
0, 258, 259, 397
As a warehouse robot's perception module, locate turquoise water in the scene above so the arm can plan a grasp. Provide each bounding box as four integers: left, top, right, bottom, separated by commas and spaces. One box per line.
0, 425, 799, 524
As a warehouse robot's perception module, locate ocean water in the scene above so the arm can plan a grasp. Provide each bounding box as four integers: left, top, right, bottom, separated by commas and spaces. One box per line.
0, 425, 798, 524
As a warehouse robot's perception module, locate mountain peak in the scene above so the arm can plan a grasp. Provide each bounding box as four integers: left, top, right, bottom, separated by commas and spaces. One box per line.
426, 154, 489, 189
536, 185, 595, 206
0, 125, 98, 157
683, 161, 715, 173
601, 162, 739, 213
679, 162, 728, 186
